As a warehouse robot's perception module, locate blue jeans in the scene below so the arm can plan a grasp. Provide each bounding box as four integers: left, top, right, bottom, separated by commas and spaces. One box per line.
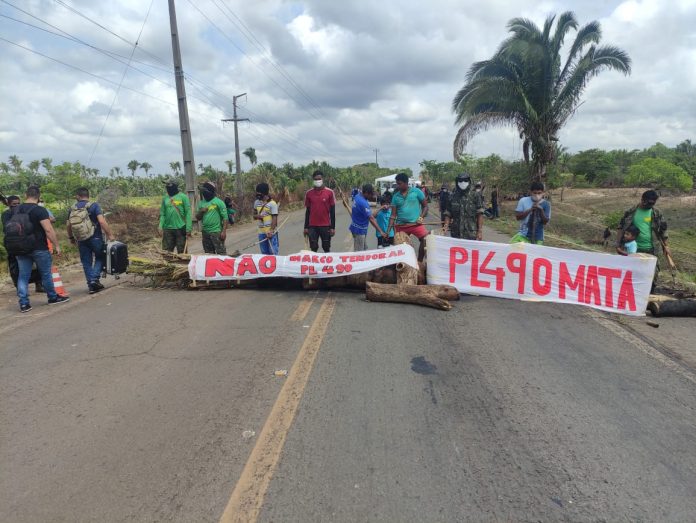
78, 236, 105, 284
258, 233, 279, 255
17, 250, 57, 306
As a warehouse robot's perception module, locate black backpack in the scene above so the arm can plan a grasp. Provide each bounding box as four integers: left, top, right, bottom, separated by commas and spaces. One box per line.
4, 208, 36, 255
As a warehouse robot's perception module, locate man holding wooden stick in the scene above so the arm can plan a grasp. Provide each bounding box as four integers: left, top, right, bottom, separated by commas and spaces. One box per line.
617, 189, 672, 290
253, 183, 279, 255
387, 173, 429, 262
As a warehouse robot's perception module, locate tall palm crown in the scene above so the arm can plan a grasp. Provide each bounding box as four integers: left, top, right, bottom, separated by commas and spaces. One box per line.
452, 12, 631, 180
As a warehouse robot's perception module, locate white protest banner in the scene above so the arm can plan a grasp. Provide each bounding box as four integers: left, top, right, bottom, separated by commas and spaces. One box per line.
426, 235, 656, 316
188, 244, 418, 281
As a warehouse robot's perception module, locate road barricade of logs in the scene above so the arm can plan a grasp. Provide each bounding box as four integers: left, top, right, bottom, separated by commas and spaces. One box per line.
128, 246, 460, 310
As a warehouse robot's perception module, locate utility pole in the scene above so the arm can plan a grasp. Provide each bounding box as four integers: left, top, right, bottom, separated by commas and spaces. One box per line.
222, 93, 249, 197
168, 0, 196, 206
373, 148, 380, 167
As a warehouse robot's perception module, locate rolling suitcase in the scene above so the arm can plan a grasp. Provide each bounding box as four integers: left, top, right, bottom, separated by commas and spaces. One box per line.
104, 241, 129, 276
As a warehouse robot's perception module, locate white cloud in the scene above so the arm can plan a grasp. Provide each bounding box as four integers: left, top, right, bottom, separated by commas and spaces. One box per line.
0, 0, 694, 179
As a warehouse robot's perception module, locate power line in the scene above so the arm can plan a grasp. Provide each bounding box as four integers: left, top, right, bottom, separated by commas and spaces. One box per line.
0, 36, 177, 107
212, 0, 373, 152
182, 0, 323, 120
0, 10, 237, 116
3, 4, 369, 168
184, 0, 374, 156
87, 0, 155, 166
0, 13, 172, 75
0, 7, 176, 91
12, 0, 373, 163
236, 106, 344, 162
52, 0, 172, 69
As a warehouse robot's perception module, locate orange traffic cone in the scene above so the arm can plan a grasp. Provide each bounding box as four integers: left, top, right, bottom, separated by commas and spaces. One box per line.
51, 266, 69, 297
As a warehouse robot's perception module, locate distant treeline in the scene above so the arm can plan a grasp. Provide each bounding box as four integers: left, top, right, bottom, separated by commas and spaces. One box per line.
1, 139, 694, 208
421, 140, 696, 194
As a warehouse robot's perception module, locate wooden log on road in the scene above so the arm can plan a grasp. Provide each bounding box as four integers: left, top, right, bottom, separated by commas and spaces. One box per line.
426, 284, 461, 301
301, 267, 397, 290
647, 298, 696, 317
366, 282, 452, 310
395, 262, 419, 286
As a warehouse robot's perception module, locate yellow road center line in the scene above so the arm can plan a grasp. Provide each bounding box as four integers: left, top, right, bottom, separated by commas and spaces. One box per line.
220, 293, 337, 523
289, 292, 317, 322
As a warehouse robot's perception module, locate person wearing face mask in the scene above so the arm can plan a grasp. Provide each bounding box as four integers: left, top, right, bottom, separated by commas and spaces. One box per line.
512, 181, 551, 245
158, 181, 192, 253
616, 189, 670, 290
253, 183, 280, 255
443, 173, 485, 240
304, 170, 336, 252
195, 181, 228, 255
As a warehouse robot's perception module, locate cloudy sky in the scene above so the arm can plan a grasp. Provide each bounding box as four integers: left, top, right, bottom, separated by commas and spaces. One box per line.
1, 0, 695, 177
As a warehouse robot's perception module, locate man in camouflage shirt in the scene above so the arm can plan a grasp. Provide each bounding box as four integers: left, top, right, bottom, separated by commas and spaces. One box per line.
443, 173, 485, 240
616, 189, 671, 289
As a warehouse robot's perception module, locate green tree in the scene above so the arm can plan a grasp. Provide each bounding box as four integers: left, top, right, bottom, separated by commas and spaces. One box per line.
452, 11, 631, 181
127, 160, 139, 177
8, 154, 22, 175
243, 147, 257, 167
169, 161, 181, 176
140, 162, 153, 177
569, 149, 614, 184
625, 158, 692, 191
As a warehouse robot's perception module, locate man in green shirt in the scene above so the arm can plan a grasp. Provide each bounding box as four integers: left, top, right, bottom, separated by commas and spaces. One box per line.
195, 181, 228, 255
158, 181, 192, 253
617, 189, 670, 289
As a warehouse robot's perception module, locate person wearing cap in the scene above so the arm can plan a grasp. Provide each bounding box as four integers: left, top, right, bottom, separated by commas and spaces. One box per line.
158, 181, 192, 253
253, 183, 280, 255
443, 173, 485, 240
195, 181, 228, 255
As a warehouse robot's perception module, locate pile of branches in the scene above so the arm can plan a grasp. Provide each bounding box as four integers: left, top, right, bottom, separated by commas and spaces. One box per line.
128, 249, 191, 287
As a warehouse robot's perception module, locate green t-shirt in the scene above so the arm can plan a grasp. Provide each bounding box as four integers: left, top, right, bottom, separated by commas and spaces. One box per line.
197, 197, 227, 233
392, 187, 425, 224
632, 207, 653, 250
159, 192, 192, 232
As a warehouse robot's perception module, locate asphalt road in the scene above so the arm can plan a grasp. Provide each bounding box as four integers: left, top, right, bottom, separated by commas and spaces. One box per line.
2, 203, 696, 522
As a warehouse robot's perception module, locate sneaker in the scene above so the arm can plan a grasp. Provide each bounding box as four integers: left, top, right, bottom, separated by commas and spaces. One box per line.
48, 295, 70, 305
20, 304, 33, 313
92, 282, 105, 291
88, 283, 104, 294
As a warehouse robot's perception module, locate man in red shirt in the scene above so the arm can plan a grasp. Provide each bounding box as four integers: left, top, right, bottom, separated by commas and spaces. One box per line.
304, 171, 336, 252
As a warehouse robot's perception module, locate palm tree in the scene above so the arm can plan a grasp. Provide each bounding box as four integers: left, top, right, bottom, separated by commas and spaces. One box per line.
111, 166, 122, 178
169, 161, 181, 176
224, 159, 234, 175
127, 160, 139, 177
8, 154, 22, 175
452, 12, 631, 181
40, 157, 53, 174
243, 147, 257, 168
140, 162, 153, 177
